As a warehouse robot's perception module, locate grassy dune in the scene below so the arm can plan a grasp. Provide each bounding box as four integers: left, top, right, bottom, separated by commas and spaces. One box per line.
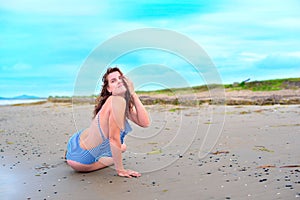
136, 77, 300, 95
45, 78, 300, 105
225, 77, 300, 91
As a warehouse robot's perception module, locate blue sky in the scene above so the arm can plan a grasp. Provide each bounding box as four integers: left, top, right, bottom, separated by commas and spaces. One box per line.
0, 0, 300, 97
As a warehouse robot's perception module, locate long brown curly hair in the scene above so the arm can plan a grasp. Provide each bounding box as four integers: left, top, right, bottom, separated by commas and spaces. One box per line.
93, 67, 133, 118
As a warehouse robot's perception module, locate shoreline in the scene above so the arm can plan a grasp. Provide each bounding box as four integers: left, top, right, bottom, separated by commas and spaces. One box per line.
45, 89, 300, 106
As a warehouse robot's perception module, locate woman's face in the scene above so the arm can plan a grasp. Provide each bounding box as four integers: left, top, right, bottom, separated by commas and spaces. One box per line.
107, 71, 127, 96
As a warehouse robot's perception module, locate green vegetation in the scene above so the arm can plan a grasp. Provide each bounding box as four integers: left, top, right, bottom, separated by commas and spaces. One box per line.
137, 77, 300, 95
12, 101, 47, 106
168, 107, 186, 112
136, 85, 212, 95
224, 78, 300, 91
47, 78, 300, 99
9, 78, 298, 107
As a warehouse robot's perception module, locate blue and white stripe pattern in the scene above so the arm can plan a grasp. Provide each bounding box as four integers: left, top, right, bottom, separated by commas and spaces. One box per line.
66, 115, 132, 165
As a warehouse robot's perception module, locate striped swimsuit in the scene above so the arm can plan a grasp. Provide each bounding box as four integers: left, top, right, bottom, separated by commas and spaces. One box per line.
66, 114, 132, 165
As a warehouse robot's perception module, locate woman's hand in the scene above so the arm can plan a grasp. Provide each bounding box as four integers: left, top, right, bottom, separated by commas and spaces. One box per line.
121, 143, 127, 153
117, 169, 141, 178
122, 76, 135, 96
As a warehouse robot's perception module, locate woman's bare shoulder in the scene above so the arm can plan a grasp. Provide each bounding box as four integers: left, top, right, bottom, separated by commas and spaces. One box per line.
103, 96, 126, 109
107, 96, 126, 129
109, 95, 126, 104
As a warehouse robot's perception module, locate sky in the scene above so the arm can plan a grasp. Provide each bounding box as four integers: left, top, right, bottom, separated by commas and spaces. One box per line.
0, 0, 300, 97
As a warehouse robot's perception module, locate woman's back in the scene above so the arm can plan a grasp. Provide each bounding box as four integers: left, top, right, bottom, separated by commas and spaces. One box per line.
80, 96, 125, 150
79, 97, 109, 149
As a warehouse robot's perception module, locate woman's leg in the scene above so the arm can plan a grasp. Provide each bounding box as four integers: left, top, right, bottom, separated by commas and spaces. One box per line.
67, 157, 114, 172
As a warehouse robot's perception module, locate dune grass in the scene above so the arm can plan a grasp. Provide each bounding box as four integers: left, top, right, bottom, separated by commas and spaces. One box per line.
47, 78, 300, 99
224, 78, 300, 91
136, 78, 300, 95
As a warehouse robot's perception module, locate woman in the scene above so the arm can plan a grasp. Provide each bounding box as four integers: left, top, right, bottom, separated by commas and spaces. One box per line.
66, 67, 150, 178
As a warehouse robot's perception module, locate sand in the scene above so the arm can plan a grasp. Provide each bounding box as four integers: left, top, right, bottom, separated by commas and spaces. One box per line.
0, 102, 299, 200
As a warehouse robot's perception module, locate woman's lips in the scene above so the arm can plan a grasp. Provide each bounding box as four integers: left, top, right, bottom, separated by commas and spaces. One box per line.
118, 84, 124, 88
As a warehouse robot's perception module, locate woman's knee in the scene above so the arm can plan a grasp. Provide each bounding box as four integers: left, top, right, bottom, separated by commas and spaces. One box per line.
66, 160, 92, 172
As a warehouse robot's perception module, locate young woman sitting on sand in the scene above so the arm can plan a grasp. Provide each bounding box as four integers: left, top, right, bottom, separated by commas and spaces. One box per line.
66, 67, 150, 178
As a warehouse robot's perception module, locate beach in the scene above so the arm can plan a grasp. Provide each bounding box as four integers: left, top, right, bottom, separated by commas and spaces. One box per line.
0, 99, 300, 199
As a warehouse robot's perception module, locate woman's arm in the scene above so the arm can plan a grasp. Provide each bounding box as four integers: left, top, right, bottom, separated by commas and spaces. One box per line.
109, 96, 141, 178
128, 93, 150, 127
109, 96, 125, 173
123, 76, 150, 127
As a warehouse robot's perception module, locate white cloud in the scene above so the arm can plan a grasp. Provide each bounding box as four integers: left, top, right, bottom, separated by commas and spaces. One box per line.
284, 51, 300, 58
1, 63, 32, 72
254, 53, 300, 70
239, 52, 266, 62
265, 17, 300, 29
0, 0, 107, 16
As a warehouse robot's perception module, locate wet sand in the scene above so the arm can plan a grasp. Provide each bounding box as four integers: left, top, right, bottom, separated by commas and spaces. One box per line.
0, 102, 299, 200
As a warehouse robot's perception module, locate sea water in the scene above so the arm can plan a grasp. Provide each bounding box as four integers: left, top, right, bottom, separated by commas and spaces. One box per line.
0, 99, 47, 106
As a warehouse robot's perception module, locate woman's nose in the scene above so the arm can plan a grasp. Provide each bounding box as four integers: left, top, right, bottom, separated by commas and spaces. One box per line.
117, 78, 123, 84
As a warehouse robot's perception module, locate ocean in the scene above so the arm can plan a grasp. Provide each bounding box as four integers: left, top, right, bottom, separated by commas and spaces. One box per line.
0, 99, 47, 106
